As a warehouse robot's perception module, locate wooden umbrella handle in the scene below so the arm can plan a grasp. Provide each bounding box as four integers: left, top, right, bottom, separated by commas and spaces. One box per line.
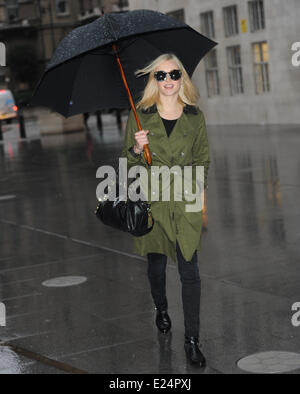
112, 44, 152, 166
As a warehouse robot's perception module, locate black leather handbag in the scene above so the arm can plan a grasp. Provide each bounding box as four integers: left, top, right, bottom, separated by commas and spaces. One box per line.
95, 176, 154, 237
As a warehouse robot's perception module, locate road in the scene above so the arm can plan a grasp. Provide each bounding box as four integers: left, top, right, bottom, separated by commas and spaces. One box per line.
0, 113, 300, 374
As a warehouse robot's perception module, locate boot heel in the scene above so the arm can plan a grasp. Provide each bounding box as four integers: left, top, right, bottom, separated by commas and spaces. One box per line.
155, 308, 171, 334
184, 336, 206, 366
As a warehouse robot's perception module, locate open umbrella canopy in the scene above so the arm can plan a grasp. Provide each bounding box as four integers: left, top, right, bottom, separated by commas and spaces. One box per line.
30, 9, 217, 117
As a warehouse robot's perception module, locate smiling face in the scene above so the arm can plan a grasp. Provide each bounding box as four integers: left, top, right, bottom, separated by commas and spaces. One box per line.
154, 59, 182, 98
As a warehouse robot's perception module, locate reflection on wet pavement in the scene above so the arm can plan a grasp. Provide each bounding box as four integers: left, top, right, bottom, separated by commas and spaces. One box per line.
0, 116, 300, 374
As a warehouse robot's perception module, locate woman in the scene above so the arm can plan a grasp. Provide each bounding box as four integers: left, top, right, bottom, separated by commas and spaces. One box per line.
120, 53, 210, 366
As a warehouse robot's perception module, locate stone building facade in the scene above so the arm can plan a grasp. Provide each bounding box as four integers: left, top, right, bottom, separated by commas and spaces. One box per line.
0, 1, 128, 96
129, 0, 300, 125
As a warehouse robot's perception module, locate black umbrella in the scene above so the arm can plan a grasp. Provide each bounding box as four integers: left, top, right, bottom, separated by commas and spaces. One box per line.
31, 9, 217, 164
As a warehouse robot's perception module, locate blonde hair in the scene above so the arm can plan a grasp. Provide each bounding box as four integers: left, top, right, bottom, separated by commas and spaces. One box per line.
134, 53, 199, 111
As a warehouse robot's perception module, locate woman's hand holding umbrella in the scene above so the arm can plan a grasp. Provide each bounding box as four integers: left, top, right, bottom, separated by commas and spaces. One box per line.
133, 129, 149, 154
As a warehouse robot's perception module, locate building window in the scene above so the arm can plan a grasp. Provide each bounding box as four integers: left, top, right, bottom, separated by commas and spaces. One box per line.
200, 11, 215, 39
252, 41, 270, 94
248, 0, 265, 32
88, 0, 94, 12
204, 49, 220, 97
227, 46, 244, 95
0, 64, 6, 84
6, 0, 18, 23
79, 0, 85, 15
117, 0, 129, 10
56, 0, 70, 16
167, 9, 185, 23
223, 5, 239, 37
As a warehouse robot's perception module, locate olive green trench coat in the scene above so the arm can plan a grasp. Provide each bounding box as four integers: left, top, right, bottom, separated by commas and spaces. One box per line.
120, 103, 210, 263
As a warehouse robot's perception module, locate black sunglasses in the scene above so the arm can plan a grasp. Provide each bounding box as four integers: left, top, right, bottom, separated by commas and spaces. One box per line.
154, 69, 182, 81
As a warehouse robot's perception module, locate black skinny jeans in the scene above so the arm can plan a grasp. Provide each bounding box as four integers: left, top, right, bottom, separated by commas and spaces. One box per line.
147, 241, 201, 338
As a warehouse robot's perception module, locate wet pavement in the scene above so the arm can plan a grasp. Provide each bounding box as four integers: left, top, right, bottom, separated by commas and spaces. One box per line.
0, 112, 300, 374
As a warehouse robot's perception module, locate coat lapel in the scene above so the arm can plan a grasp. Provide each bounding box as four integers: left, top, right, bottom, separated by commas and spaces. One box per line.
139, 104, 198, 165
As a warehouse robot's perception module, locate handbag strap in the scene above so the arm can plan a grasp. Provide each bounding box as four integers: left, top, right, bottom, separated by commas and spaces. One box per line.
144, 215, 155, 234
134, 215, 154, 236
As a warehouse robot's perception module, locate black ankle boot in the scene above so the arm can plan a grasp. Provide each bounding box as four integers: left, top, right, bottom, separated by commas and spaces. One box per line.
184, 336, 206, 366
155, 307, 171, 334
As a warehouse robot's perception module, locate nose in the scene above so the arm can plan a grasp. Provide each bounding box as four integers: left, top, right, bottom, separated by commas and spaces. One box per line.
165, 73, 172, 81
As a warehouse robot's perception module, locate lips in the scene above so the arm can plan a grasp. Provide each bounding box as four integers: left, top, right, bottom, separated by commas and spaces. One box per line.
164, 85, 174, 89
